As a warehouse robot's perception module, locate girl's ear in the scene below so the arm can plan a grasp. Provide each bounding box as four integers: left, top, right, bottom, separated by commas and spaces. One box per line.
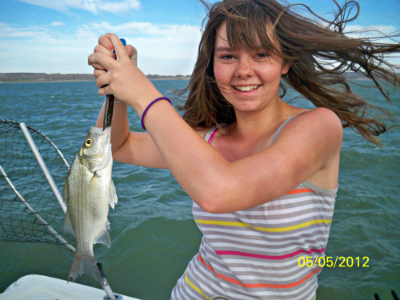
281, 61, 291, 75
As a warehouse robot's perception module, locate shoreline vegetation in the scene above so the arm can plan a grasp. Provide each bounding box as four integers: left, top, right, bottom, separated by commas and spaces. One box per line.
0, 73, 191, 83
0, 72, 396, 83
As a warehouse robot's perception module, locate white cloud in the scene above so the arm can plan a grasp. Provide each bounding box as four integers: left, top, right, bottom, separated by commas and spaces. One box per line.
78, 21, 202, 73
17, 0, 140, 15
51, 22, 66, 26
344, 25, 400, 67
98, 0, 140, 13
0, 22, 48, 38
344, 25, 398, 41
0, 20, 201, 75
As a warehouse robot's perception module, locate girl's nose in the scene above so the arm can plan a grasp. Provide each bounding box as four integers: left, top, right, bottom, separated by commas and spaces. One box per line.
234, 58, 255, 78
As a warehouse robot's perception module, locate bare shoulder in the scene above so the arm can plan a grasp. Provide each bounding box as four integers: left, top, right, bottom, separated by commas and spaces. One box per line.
273, 107, 343, 166
306, 107, 342, 127
305, 107, 343, 142
280, 107, 343, 143
271, 107, 342, 189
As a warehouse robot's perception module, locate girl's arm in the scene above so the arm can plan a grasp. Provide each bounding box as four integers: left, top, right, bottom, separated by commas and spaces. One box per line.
92, 35, 168, 169
95, 100, 168, 169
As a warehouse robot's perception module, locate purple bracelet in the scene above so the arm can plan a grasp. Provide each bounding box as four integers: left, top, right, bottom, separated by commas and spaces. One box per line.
141, 97, 172, 130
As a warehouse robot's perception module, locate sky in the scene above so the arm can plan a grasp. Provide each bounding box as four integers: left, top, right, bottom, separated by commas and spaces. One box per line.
0, 0, 399, 75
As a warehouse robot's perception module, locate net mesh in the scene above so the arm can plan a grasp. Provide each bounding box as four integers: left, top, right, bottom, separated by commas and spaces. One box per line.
0, 120, 74, 248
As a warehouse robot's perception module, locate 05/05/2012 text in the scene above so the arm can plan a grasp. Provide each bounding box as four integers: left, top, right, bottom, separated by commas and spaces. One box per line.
298, 256, 370, 268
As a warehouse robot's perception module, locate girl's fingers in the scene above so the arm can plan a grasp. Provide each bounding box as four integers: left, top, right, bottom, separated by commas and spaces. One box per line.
98, 35, 114, 52
97, 78, 112, 96
106, 33, 129, 61
94, 69, 107, 78
95, 71, 111, 88
94, 44, 115, 59
91, 63, 106, 70
126, 45, 138, 66
89, 51, 116, 70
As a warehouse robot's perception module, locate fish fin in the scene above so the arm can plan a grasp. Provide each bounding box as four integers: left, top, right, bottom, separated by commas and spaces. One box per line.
109, 180, 118, 209
63, 211, 76, 237
62, 178, 69, 206
68, 253, 102, 285
94, 220, 111, 248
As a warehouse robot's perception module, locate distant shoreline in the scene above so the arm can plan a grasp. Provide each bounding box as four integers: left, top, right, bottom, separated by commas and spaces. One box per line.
1, 72, 395, 83
0, 73, 191, 83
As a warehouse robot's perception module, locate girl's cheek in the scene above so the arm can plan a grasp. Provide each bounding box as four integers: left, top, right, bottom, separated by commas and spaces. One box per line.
214, 65, 229, 83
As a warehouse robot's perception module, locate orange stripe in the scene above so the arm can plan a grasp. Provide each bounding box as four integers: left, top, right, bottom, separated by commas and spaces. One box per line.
198, 254, 214, 273
286, 188, 314, 195
198, 254, 321, 289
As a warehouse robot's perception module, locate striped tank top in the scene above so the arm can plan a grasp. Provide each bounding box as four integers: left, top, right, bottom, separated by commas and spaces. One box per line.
171, 115, 338, 300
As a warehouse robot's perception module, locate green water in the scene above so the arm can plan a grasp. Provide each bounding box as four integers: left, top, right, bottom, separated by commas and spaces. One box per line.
0, 81, 399, 299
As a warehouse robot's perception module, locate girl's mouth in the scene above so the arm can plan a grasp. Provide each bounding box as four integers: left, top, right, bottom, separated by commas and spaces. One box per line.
233, 85, 261, 92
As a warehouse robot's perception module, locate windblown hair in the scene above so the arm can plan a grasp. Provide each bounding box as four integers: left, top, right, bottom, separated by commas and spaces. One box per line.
177, 0, 400, 145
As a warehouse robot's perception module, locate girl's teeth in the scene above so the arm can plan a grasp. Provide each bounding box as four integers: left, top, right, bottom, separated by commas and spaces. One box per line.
235, 85, 259, 92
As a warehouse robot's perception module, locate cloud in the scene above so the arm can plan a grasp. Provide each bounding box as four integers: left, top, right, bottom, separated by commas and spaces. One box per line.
0, 22, 48, 38
0, 20, 201, 75
79, 21, 203, 73
51, 22, 66, 26
17, 0, 140, 15
344, 25, 398, 40
97, 0, 140, 13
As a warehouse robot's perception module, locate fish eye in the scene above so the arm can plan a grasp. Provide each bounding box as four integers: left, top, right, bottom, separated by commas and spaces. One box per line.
85, 138, 93, 147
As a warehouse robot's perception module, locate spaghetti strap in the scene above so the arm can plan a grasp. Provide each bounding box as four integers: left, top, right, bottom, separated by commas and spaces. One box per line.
204, 125, 219, 144
271, 111, 308, 143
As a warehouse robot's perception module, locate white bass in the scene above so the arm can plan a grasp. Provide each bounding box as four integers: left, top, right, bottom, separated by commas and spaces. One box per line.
62, 126, 117, 284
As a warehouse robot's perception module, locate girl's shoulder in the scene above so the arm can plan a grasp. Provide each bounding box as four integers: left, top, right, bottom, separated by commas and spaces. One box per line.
275, 107, 343, 149
299, 107, 342, 130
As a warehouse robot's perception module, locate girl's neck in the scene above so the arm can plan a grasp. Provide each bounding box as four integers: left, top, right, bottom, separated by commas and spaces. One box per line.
229, 98, 293, 141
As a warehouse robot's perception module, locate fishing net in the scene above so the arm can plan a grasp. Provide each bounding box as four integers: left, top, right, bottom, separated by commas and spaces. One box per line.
0, 119, 74, 248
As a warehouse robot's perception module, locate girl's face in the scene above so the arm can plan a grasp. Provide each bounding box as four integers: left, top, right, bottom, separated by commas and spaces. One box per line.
213, 22, 290, 114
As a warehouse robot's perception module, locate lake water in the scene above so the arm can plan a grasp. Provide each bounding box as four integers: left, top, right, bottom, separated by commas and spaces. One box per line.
0, 80, 399, 299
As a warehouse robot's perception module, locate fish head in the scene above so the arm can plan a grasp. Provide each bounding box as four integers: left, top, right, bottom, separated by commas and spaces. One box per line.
78, 126, 112, 173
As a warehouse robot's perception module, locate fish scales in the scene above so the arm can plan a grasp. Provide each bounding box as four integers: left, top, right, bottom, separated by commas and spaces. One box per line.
62, 126, 117, 284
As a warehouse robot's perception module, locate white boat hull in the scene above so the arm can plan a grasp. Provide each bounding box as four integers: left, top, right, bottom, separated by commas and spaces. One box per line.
0, 274, 141, 300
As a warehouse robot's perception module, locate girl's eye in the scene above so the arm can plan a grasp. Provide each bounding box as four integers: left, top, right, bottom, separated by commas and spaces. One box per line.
256, 52, 269, 58
220, 55, 234, 60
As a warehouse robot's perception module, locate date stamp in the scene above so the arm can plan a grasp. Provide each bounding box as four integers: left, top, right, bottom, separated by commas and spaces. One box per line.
298, 256, 369, 268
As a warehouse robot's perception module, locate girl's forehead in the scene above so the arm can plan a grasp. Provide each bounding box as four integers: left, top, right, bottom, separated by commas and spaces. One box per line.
215, 20, 277, 51
215, 22, 229, 46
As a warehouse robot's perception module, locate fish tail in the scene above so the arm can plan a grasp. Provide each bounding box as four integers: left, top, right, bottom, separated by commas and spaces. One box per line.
68, 253, 102, 285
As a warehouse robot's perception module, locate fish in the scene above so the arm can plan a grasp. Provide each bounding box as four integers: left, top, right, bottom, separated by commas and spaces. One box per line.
62, 126, 117, 284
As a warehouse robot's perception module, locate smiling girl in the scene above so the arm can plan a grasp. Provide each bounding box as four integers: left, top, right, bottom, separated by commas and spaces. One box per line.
88, 0, 399, 299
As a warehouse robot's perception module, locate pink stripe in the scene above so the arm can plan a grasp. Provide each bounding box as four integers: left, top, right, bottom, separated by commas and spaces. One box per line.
208, 127, 219, 144
216, 248, 325, 260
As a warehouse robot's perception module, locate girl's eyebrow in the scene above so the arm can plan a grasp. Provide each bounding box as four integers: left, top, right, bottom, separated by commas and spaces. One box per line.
215, 46, 268, 53
215, 46, 232, 52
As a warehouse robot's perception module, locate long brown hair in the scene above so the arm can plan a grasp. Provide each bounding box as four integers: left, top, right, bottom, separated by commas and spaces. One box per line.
177, 0, 399, 145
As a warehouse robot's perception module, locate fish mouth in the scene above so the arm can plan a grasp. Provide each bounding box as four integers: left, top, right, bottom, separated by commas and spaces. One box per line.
90, 126, 111, 135
90, 126, 111, 143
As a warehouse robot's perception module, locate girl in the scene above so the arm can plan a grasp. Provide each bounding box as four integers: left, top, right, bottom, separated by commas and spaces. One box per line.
88, 0, 399, 299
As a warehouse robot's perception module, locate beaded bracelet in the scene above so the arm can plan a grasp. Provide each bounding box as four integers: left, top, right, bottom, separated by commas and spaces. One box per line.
141, 97, 172, 130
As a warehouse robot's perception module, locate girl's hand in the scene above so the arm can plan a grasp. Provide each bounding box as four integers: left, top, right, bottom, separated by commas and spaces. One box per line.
88, 33, 161, 113
89, 34, 137, 79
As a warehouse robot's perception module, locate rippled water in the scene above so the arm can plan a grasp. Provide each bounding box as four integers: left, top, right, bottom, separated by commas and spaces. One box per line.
0, 80, 399, 299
